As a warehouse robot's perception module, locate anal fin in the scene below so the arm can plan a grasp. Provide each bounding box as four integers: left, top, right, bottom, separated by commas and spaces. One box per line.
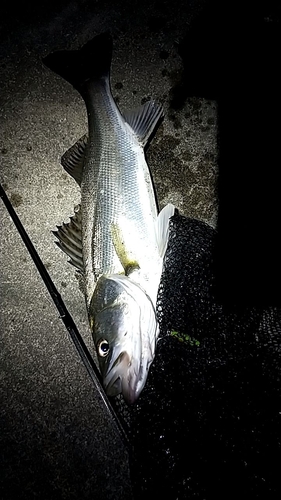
123, 101, 164, 147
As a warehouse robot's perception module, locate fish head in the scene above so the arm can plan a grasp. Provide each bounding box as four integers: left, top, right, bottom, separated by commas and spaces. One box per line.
89, 274, 158, 404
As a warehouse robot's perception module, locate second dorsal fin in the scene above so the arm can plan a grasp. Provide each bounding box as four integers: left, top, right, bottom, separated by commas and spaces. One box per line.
61, 134, 88, 185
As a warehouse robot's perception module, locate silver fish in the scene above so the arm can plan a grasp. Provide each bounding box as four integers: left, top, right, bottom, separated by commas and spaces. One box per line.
43, 33, 174, 404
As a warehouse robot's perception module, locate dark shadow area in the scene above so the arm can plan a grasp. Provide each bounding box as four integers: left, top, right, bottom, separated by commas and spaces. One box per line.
129, 214, 281, 498
174, 0, 281, 306
125, 2, 281, 497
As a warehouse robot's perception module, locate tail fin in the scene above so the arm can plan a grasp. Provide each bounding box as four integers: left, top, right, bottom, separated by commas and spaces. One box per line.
43, 32, 112, 92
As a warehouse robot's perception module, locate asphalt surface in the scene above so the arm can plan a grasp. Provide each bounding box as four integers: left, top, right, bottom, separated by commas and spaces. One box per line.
0, 1, 216, 498
1, 0, 280, 498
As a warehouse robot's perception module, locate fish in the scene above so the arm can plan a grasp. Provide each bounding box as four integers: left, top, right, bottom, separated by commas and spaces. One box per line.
43, 32, 175, 404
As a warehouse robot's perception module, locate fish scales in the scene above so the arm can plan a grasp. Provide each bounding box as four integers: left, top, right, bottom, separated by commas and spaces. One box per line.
82, 79, 160, 304
43, 33, 174, 403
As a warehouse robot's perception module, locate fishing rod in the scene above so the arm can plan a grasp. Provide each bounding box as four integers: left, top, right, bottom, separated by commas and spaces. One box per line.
0, 182, 129, 447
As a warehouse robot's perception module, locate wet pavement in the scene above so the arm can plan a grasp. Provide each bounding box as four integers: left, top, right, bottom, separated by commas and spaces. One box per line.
1, 0, 280, 498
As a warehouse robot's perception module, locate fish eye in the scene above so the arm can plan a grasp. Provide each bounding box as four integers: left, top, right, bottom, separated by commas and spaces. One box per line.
97, 339, 110, 357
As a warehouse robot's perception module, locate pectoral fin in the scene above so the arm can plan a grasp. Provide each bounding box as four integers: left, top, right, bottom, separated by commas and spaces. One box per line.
111, 224, 140, 276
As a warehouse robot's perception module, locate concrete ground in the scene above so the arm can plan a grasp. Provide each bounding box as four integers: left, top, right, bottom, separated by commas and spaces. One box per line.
1, 0, 279, 498
0, 1, 217, 498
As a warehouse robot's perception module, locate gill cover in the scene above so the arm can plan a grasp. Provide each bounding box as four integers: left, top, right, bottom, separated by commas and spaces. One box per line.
89, 274, 158, 404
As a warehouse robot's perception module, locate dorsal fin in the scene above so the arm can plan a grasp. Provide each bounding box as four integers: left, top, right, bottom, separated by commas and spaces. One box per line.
123, 100, 164, 147
53, 205, 83, 272
61, 135, 88, 185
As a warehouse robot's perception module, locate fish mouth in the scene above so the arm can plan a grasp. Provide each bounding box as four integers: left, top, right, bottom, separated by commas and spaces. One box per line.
103, 351, 147, 405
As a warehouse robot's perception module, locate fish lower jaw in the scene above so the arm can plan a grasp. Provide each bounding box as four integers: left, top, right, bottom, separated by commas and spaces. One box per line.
103, 352, 147, 405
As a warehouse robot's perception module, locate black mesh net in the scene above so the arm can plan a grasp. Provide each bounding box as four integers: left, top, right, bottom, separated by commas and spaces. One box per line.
112, 213, 281, 499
